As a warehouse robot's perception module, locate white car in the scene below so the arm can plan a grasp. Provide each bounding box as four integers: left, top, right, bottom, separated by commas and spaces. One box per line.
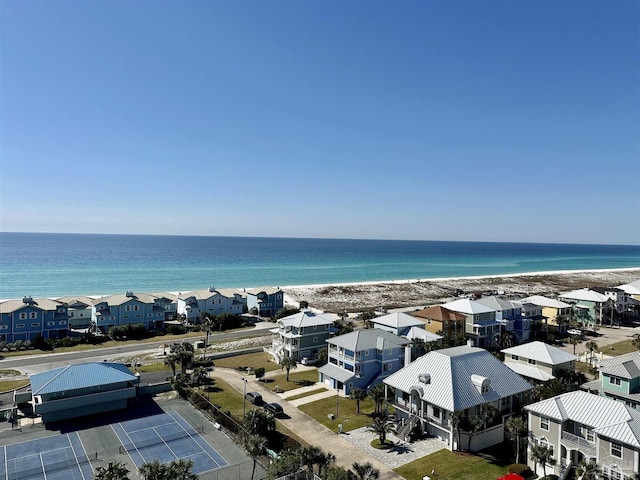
567, 329, 582, 336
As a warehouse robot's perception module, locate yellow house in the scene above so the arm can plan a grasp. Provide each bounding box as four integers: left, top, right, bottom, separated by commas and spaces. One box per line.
523, 295, 573, 334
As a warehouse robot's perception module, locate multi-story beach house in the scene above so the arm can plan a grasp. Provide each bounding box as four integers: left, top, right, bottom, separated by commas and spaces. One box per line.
177, 287, 245, 323
384, 345, 533, 451
522, 295, 573, 335
559, 288, 610, 329
92, 291, 166, 333
0, 297, 69, 342
476, 296, 520, 339
56, 296, 95, 331
526, 390, 640, 479
318, 328, 411, 395
441, 299, 500, 348
371, 312, 425, 337
150, 292, 179, 320
502, 341, 576, 383
618, 280, 640, 302
590, 286, 638, 322
246, 287, 284, 318
512, 300, 547, 343
268, 310, 335, 364
411, 306, 466, 341
582, 351, 640, 410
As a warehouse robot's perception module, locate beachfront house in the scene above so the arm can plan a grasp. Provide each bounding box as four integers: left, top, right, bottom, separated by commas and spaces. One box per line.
525, 390, 640, 479
319, 328, 410, 395
246, 286, 284, 318
618, 280, 640, 302
57, 295, 95, 331
558, 288, 609, 329
502, 341, 576, 383
92, 291, 166, 333
411, 305, 466, 345
267, 310, 335, 364
522, 295, 573, 335
177, 287, 245, 323
384, 345, 533, 451
150, 292, 179, 320
371, 312, 425, 337
441, 299, 500, 348
29, 362, 140, 423
582, 351, 640, 411
0, 297, 69, 342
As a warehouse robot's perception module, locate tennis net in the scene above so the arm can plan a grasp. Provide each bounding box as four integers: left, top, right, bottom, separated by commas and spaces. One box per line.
119, 426, 204, 454
9, 454, 90, 480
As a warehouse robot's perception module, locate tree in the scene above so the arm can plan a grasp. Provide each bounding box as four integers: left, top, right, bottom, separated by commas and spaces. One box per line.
164, 351, 179, 377
280, 356, 297, 381
325, 465, 356, 480
170, 459, 197, 480
535, 378, 569, 401
366, 415, 395, 445
349, 387, 367, 414
171, 373, 189, 397
242, 433, 267, 480
265, 449, 302, 480
191, 366, 208, 388
568, 334, 583, 355
243, 408, 276, 437
367, 384, 385, 414
576, 459, 601, 480
464, 414, 483, 451
138, 459, 196, 480
352, 462, 379, 480
505, 416, 527, 464
411, 338, 426, 359
585, 341, 598, 367
274, 306, 299, 320
94, 461, 130, 480
632, 333, 640, 351
450, 410, 464, 451
530, 444, 555, 477
201, 315, 214, 359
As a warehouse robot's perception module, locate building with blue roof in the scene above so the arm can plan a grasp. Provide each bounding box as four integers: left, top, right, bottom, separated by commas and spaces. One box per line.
30, 362, 140, 423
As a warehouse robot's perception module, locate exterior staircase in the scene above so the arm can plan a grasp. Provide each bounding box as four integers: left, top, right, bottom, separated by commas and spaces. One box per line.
396, 414, 419, 442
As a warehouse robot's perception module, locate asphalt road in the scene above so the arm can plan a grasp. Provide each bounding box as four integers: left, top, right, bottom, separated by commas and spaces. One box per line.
0, 326, 271, 375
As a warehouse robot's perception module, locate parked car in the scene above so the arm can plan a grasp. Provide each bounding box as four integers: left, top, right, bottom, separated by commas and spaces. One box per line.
245, 391, 263, 405
263, 402, 284, 416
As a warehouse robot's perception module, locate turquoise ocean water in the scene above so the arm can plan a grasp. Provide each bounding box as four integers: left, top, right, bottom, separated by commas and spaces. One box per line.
0, 233, 639, 299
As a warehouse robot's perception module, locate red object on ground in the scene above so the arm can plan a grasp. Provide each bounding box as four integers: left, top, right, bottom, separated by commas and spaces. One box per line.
497, 474, 524, 480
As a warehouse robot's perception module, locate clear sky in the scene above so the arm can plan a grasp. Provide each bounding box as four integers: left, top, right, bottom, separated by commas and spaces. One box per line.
1, 0, 638, 245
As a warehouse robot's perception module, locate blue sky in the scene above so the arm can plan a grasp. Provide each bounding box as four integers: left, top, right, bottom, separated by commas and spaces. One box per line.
1, 0, 638, 245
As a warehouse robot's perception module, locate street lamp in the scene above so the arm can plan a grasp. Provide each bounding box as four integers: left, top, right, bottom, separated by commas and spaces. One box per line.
243, 378, 248, 417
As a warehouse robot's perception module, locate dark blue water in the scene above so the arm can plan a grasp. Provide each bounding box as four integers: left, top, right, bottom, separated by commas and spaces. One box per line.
0, 233, 639, 298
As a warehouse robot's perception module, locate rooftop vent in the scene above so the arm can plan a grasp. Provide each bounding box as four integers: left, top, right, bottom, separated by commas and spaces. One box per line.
208, 286, 216, 292
125, 291, 135, 297
22, 296, 34, 305
418, 373, 431, 385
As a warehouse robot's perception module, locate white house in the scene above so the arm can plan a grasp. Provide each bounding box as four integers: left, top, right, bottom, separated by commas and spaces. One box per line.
502, 341, 576, 383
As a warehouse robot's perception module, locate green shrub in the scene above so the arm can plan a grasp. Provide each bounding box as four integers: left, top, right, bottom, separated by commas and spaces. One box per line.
507, 463, 532, 477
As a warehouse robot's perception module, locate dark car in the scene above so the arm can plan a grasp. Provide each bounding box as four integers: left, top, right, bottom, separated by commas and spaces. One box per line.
262, 402, 284, 416
245, 391, 263, 405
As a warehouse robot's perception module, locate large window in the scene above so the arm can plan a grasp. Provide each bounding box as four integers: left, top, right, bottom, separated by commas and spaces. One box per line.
610, 376, 621, 386
611, 442, 622, 458
540, 417, 549, 431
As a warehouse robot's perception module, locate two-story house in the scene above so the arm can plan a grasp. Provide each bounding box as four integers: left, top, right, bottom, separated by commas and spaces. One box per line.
177, 287, 245, 323
267, 310, 335, 364
0, 297, 69, 342
372, 312, 425, 337
591, 286, 638, 323
384, 345, 533, 451
502, 341, 576, 383
441, 299, 500, 347
57, 296, 95, 331
582, 351, 640, 410
559, 289, 609, 329
526, 390, 640, 479
150, 292, 179, 321
92, 291, 165, 333
522, 295, 573, 335
618, 280, 640, 302
476, 296, 521, 339
246, 287, 284, 318
318, 328, 410, 395
411, 305, 466, 342
512, 300, 547, 342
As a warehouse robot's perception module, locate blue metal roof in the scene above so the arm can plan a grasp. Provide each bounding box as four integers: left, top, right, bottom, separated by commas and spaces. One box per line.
30, 362, 138, 395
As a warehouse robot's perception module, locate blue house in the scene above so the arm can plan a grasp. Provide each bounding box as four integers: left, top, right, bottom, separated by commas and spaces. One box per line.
0, 296, 69, 342
246, 287, 284, 317
92, 291, 165, 333
318, 328, 411, 395
177, 287, 245, 323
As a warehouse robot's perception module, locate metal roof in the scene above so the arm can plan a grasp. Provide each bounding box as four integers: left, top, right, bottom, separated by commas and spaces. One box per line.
559, 289, 608, 303
246, 286, 282, 296
525, 390, 640, 446
502, 341, 576, 365
0, 298, 64, 314
522, 295, 572, 309
384, 346, 532, 412
475, 296, 518, 312
278, 311, 336, 329
318, 363, 355, 383
504, 362, 555, 381
30, 362, 138, 395
441, 299, 495, 315
373, 312, 423, 329
405, 327, 442, 343
599, 351, 640, 379
327, 328, 410, 351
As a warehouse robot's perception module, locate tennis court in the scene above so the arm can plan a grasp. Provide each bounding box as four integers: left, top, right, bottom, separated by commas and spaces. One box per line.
0, 431, 94, 480
112, 411, 228, 474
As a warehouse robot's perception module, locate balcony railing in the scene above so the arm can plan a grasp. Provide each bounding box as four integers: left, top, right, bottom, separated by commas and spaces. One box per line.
561, 431, 595, 455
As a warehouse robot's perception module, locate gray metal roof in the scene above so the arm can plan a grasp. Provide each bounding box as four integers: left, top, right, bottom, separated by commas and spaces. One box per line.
94, 292, 160, 306
502, 341, 576, 365
327, 328, 410, 351
405, 327, 442, 343
30, 362, 138, 395
599, 351, 640, 379
475, 296, 517, 312
373, 312, 424, 329
504, 361, 555, 381
246, 286, 282, 296
522, 295, 572, 309
279, 311, 336, 329
318, 363, 355, 383
384, 346, 532, 412
441, 299, 495, 315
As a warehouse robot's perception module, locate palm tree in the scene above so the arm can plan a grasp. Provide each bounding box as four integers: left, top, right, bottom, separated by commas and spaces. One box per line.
300, 445, 325, 477
138, 460, 168, 480
170, 459, 197, 480
366, 415, 395, 445
191, 366, 208, 388
201, 315, 214, 359
585, 341, 598, 367
349, 387, 367, 414
352, 462, 379, 480
576, 459, 601, 480
367, 384, 385, 414
465, 414, 483, 451
164, 351, 179, 377
505, 416, 527, 464
568, 333, 583, 355
242, 433, 267, 480
280, 356, 297, 381
450, 410, 464, 451
94, 461, 130, 480
411, 338, 426, 360
243, 408, 276, 437
139, 459, 196, 480
171, 373, 189, 397
530, 444, 555, 477
535, 378, 568, 401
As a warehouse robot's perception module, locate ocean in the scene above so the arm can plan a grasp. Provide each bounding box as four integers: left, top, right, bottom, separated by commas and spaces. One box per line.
1, 232, 639, 299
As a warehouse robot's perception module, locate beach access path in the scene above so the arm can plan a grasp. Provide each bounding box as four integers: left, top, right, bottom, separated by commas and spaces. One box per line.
210, 367, 405, 480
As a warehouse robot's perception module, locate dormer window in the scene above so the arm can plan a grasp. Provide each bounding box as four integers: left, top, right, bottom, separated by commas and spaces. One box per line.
471, 374, 490, 394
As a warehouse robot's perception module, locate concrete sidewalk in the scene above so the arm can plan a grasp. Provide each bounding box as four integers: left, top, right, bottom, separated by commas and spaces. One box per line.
211, 367, 405, 480
280, 385, 337, 407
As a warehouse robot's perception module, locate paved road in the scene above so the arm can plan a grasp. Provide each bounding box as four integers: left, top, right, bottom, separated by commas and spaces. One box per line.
555, 323, 639, 356
0, 327, 271, 375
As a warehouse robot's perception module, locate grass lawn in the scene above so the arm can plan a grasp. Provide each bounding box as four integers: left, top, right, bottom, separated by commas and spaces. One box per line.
299, 396, 383, 432
0, 379, 30, 392
286, 387, 328, 401
212, 352, 281, 373
202, 378, 246, 418
395, 449, 508, 480
136, 363, 173, 374
602, 339, 638, 356
0, 370, 20, 377
268, 370, 320, 391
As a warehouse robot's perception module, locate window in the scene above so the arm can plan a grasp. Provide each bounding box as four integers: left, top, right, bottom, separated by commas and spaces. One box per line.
528, 358, 537, 365
511, 355, 519, 361
134, 305, 139, 311
59, 321, 66, 325
123, 315, 129, 319
540, 417, 549, 431
586, 429, 594, 442
313, 337, 318, 343
47, 322, 54, 326
135, 314, 141, 318
125, 305, 131, 311
538, 437, 553, 456
365, 350, 369, 356
31, 323, 39, 327
610, 376, 621, 386
432, 407, 441, 418
19, 313, 26, 320
611, 442, 622, 458
30, 312, 37, 319
0, 325, 7, 330
608, 468, 621, 480
16, 324, 24, 328
69, 312, 74, 317
427, 319, 432, 324
388, 349, 393, 355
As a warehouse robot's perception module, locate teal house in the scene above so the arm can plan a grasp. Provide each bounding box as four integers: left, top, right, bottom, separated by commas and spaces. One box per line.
582, 351, 640, 411
30, 362, 140, 423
